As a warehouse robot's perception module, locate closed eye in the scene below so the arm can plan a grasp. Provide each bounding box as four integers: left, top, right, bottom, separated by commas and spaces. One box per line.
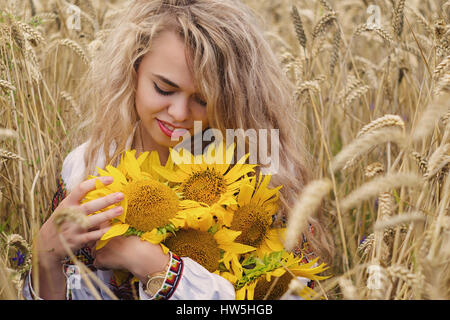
153, 82, 173, 96
194, 96, 207, 107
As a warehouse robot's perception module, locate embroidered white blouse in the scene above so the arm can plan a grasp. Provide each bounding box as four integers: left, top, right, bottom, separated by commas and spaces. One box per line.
23, 125, 236, 300
22, 124, 311, 300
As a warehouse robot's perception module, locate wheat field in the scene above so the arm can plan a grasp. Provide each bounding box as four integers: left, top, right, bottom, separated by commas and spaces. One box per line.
0, 0, 449, 300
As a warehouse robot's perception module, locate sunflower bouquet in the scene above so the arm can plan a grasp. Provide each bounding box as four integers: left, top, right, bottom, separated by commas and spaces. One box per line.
83, 141, 330, 299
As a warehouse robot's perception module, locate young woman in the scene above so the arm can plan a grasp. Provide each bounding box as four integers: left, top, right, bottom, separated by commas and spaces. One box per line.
24, 0, 334, 300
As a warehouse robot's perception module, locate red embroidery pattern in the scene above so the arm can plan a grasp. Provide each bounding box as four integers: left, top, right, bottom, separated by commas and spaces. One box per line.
153, 253, 184, 300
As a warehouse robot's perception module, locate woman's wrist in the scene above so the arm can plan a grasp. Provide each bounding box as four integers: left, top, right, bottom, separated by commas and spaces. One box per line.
35, 239, 63, 267
130, 242, 170, 284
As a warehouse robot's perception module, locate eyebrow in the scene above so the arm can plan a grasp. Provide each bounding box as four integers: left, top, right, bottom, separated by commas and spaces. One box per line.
153, 74, 179, 88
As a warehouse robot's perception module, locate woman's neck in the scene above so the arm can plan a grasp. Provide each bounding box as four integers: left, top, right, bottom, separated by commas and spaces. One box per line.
133, 121, 170, 165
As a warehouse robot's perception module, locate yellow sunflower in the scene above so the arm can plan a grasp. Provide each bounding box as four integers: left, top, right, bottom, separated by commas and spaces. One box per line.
226, 251, 330, 300
229, 173, 285, 256
153, 141, 257, 227
83, 150, 189, 250
163, 211, 255, 273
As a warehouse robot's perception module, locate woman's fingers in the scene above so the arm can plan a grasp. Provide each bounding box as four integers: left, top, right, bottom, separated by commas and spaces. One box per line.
69, 176, 114, 204
82, 191, 124, 215
86, 206, 123, 229
78, 226, 112, 244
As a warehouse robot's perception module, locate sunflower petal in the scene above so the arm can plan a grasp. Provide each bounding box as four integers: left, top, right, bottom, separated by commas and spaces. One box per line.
160, 243, 170, 254
236, 287, 246, 300
124, 152, 142, 181
141, 230, 166, 244
153, 165, 186, 183
95, 239, 110, 250
101, 223, 129, 240
237, 183, 254, 205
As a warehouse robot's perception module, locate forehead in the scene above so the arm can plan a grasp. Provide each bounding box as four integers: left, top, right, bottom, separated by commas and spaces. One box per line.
139, 30, 195, 91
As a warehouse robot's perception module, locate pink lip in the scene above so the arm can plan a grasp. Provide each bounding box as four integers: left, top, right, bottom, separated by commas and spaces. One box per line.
157, 119, 189, 138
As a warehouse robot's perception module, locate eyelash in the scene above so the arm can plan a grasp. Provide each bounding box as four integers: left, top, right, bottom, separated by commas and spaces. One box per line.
153, 82, 207, 107
153, 82, 172, 96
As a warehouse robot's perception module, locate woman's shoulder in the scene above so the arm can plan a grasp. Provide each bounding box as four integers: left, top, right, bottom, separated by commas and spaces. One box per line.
61, 142, 91, 192
61, 141, 109, 192
61, 130, 135, 191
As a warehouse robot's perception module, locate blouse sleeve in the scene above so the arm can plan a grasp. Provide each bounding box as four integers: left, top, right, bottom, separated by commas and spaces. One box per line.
138, 253, 235, 300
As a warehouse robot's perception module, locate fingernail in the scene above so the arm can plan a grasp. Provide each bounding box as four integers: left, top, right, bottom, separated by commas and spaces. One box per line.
101, 176, 113, 183
114, 192, 124, 201
114, 206, 123, 214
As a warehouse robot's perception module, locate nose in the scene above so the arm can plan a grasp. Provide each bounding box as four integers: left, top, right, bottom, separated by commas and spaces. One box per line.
167, 96, 190, 123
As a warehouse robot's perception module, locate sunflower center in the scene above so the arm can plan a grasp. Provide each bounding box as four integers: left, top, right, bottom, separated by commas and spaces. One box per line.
123, 179, 179, 232
181, 168, 226, 206
231, 203, 272, 247
164, 229, 221, 272
253, 272, 293, 300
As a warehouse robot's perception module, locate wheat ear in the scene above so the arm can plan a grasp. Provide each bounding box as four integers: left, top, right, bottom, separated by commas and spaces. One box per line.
284, 179, 332, 250
331, 127, 407, 173
356, 114, 405, 138
340, 173, 423, 212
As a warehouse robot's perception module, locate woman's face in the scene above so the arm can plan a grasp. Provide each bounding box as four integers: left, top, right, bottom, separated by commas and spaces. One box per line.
135, 30, 209, 151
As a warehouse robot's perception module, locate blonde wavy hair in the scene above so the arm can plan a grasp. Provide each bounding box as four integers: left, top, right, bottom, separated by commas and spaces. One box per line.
78, 0, 334, 264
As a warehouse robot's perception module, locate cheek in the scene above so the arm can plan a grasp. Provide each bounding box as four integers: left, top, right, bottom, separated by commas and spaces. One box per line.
135, 85, 166, 120
191, 106, 209, 127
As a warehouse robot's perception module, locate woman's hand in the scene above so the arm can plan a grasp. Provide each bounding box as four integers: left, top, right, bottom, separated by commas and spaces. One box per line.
36, 176, 124, 264
93, 235, 170, 283
34, 176, 125, 300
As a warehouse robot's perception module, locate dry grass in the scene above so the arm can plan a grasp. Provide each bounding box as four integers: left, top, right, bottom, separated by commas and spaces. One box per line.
0, 0, 449, 300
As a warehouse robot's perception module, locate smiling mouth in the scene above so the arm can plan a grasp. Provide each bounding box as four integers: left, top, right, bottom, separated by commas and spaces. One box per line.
157, 119, 189, 138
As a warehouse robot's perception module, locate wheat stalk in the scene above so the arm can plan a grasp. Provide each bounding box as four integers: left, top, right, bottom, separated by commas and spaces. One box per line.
365, 162, 385, 178
318, 0, 334, 12
434, 55, 450, 82
0, 149, 25, 161
374, 211, 426, 231
312, 12, 336, 40
331, 127, 407, 173
411, 151, 428, 175
60, 91, 82, 118
356, 114, 405, 138
14, 20, 45, 46
355, 23, 394, 45
344, 84, 369, 106
284, 178, 332, 250
413, 93, 450, 141
291, 5, 307, 49
0, 128, 18, 140
386, 265, 424, 287
58, 39, 90, 65
337, 74, 362, 102
340, 173, 423, 212
295, 80, 321, 99
407, 6, 433, 36
0, 79, 16, 91
434, 73, 450, 95
392, 0, 406, 38
378, 191, 395, 218
358, 233, 375, 256
10, 22, 26, 50
424, 143, 450, 179
29, 12, 59, 23
330, 30, 341, 76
